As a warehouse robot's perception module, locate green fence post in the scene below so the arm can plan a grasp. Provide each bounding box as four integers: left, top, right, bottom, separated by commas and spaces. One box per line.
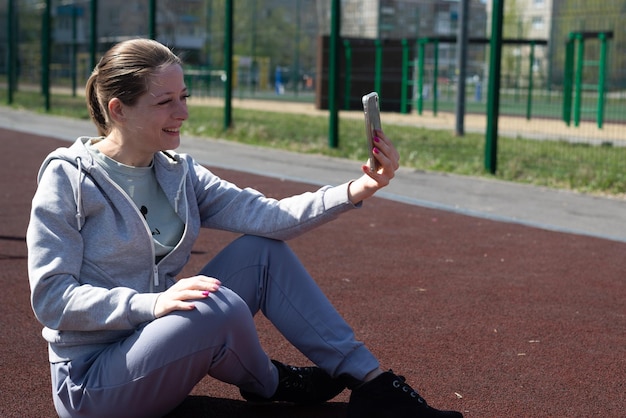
400, 39, 409, 114
573, 33, 584, 127
223, 0, 233, 130
526, 41, 535, 120
7, 0, 15, 104
417, 39, 425, 115
149, 0, 157, 39
328, 0, 341, 148
432, 39, 439, 116
514, 20, 522, 104
90, 0, 98, 71
597, 32, 607, 129
343, 39, 352, 110
42, 0, 51, 112
375, 39, 382, 95
485, 0, 504, 174
249, 0, 257, 96
292, 0, 301, 97
454, 0, 469, 136
71, 5, 78, 97
562, 34, 575, 126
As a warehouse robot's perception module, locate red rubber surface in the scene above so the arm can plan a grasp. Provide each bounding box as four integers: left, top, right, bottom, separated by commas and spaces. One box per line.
1, 128, 624, 417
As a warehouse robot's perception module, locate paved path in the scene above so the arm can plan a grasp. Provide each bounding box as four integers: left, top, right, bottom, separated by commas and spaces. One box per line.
1, 106, 625, 243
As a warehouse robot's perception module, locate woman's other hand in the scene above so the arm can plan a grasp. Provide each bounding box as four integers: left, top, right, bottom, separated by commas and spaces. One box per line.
154, 275, 221, 318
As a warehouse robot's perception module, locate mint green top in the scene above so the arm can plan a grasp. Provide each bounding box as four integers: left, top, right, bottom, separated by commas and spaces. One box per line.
88, 139, 184, 259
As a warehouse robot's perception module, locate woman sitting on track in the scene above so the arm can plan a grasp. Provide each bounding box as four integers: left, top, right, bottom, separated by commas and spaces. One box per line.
27, 38, 463, 418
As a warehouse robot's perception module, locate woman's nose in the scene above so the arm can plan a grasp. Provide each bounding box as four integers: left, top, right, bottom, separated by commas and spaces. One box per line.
176, 101, 189, 120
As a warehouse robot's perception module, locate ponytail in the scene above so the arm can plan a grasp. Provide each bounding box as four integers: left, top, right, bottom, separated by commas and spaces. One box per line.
85, 69, 108, 136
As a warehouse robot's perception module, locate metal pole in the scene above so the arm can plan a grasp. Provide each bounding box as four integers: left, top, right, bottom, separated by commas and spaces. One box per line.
42, 0, 51, 111
433, 39, 439, 116
562, 34, 575, 126
71, 5, 78, 97
374, 39, 382, 95
417, 39, 425, 115
205, 0, 212, 94
223, 0, 233, 129
250, 0, 257, 95
327, 0, 340, 148
293, 0, 301, 96
485, 0, 504, 174
454, 0, 469, 136
597, 32, 607, 129
149, 0, 157, 39
573, 34, 584, 127
90, 0, 98, 71
7, 0, 16, 104
514, 20, 522, 103
526, 42, 535, 120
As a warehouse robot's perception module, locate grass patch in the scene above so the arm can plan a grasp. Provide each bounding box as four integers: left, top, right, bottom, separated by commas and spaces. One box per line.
2, 88, 625, 196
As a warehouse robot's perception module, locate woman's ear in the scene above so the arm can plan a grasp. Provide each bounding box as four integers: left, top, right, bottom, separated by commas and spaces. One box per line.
107, 98, 125, 123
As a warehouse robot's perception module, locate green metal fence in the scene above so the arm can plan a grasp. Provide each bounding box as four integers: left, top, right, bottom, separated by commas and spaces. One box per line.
1, 0, 625, 192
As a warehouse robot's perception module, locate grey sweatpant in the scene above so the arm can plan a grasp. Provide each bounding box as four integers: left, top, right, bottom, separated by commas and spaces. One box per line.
51, 236, 379, 418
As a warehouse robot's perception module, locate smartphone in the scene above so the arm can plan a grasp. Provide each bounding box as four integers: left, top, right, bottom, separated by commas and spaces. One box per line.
362, 92, 382, 171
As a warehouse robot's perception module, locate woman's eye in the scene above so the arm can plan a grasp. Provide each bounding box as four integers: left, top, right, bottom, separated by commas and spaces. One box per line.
157, 94, 188, 105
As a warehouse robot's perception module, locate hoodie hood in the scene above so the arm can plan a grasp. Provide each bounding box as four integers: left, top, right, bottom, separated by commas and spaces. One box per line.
38, 137, 188, 231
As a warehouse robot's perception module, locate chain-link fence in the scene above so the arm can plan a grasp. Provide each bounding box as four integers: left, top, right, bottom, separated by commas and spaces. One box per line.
1, 0, 625, 192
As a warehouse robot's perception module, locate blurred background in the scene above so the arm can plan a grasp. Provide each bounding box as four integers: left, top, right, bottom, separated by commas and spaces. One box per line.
2, 1, 625, 118
2, 0, 625, 193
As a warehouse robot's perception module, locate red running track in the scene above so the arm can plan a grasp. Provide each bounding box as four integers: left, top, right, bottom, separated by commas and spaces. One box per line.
1, 128, 624, 417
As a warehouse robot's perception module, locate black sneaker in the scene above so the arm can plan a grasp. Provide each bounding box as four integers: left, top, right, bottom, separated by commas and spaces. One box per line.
240, 360, 346, 405
347, 371, 463, 418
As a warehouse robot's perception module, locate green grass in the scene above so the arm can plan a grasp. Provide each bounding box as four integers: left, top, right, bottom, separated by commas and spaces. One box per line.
2, 88, 625, 196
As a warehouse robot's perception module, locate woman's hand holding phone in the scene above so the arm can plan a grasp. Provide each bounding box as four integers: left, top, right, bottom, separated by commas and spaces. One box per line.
347, 93, 400, 204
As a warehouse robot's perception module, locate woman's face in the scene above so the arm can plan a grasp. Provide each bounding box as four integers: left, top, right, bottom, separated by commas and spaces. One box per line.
114, 64, 189, 162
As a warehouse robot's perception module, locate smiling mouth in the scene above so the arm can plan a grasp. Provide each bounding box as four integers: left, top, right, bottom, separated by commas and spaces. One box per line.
163, 128, 180, 134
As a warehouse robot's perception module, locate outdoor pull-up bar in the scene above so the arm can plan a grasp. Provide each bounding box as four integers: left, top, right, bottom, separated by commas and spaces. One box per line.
562, 31, 613, 129
411, 36, 547, 121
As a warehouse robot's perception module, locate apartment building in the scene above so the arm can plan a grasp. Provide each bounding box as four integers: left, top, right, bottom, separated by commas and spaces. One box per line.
318, 0, 488, 40
317, 0, 488, 79
53, 0, 206, 62
485, 0, 554, 85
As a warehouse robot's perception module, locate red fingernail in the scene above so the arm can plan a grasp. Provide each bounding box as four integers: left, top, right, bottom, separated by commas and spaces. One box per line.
373, 147, 380, 154
202, 291, 209, 297
374, 136, 380, 143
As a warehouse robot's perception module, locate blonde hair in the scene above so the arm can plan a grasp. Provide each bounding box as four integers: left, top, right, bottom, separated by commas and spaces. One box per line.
85, 38, 182, 136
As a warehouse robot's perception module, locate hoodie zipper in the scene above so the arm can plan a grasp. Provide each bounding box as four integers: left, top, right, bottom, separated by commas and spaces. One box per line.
151, 155, 189, 290
79, 148, 189, 292
132, 201, 159, 290
152, 265, 160, 289
151, 186, 189, 290
96, 174, 159, 290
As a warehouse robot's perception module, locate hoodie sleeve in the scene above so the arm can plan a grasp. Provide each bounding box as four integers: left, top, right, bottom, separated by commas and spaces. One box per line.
27, 159, 158, 332
187, 157, 360, 240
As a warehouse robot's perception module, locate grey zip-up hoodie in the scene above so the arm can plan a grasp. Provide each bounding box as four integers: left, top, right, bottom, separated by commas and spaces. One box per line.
27, 137, 358, 363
